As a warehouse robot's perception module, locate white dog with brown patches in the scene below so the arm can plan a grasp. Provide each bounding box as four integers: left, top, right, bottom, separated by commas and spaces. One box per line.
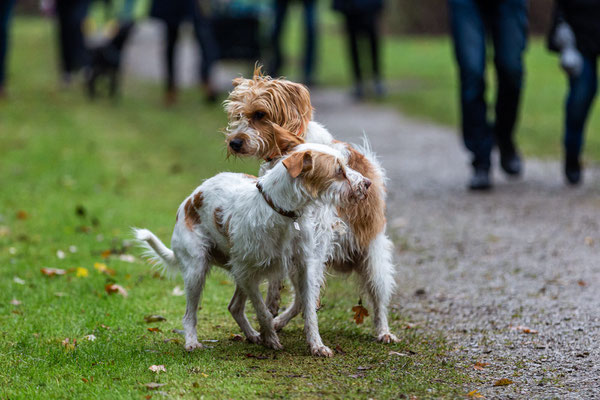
134, 143, 371, 357
224, 68, 399, 343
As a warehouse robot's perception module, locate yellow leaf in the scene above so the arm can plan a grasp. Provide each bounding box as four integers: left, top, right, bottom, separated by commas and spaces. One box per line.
493, 378, 514, 386
76, 267, 89, 278
94, 262, 107, 273
467, 389, 484, 398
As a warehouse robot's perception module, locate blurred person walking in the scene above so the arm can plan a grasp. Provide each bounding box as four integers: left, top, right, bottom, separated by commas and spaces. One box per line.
448, 0, 528, 190
0, 0, 16, 98
54, 0, 92, 86
150, 0, 218, 106
333, 0, 384, 100
548, 0, 600, 185
269, 0, 317, 86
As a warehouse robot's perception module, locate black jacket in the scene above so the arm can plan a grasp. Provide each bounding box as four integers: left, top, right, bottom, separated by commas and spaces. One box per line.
548, 0, 600, 57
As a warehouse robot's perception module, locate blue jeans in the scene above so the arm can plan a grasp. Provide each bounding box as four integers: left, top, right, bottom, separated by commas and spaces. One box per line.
0, 0, 16, 87
270, 0, 316, 84
449, 0, 528, 170
565, 55, 598, 159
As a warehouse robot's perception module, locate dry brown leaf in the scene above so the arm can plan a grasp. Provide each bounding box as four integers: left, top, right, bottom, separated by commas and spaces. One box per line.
511, 325, 538, 334
16, 210, 28, 220
105, 284, 128, 297
473, 362, 490, 370
352, 304, 369, 325
101, 250, 112, 259
229, 334, 243, 342
577, 280, 587, 287
41, 268, 66, 277
148, 327, 161, 333
62, 338, 77, 351
144, 315, 166, 323
493, 378, 514, 386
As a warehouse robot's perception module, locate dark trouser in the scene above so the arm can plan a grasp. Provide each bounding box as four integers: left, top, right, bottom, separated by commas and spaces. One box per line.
164, 14, 218, 92
343, 11, 381, 85
449, 0, 528, 170
565, 55, 598, 159
270, 0, 316, 83
56, 0, 91, 75
0, 0, 16, 88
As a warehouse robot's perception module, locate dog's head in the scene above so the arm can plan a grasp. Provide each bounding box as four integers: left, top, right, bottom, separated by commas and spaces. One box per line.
223, 66, 313, 160
281, 144, 371, 205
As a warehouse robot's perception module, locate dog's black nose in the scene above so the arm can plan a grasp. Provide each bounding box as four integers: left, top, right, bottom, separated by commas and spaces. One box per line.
229, 138, 244, 152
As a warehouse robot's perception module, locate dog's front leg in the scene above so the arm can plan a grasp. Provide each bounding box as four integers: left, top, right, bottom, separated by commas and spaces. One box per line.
228, 286, 261, 344
238, 276, 283, 350
292, 246, 332, 357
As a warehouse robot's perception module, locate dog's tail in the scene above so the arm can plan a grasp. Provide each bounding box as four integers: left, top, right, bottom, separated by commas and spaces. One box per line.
132, 228, 179, 277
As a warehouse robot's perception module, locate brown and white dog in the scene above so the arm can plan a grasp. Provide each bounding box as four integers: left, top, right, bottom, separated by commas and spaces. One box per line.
223, 68, 398, 343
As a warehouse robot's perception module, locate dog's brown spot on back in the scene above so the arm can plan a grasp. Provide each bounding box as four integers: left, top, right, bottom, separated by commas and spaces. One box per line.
337, 145, 386, 250
213, 207, 231, 242
184, 193, 203, 231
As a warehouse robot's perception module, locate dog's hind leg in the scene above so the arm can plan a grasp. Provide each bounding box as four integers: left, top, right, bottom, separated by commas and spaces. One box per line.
228, 286, 260, 344
179, 252, 210, 351
272, 288, 301, 331
359, 232, 399, 343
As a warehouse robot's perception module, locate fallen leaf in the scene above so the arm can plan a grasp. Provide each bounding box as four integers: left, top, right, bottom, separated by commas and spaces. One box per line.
62, 338, 77, 351
474, 362, 490, 370
467, 389, 484, 398
148, 365, 166, 374
511, 325, 538, 334
41, 268, 66, 277
101, 250, 111, 259
148, 327, 162, 333
100, 324, 110, 330
16, 210, 28, 220
230, 334, 243, 342
13, 276, 25, 285
246, 353, 269, 360
389, 351, 409, 357
577, 280, 587, 287
76, 267, 89, 278
56, 250, 66, 259
10, 299, 22, 306
81, 378, 89, 383
584, 236, 594, 246
352, 304, 369, 325
172, 286, 185, 296
83, 334, 96, 341
144, 315, 166, 323
105, 284, 128, 297
493, 378, 514, 387
335, 345, 345, 355
144, 382, 166, 390
94, 262, 107, 272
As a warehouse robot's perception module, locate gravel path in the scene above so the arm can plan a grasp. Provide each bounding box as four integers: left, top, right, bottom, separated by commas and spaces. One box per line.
124, 23, 600, 398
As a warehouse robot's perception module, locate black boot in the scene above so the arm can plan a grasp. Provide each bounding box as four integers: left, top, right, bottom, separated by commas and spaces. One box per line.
469, 168, 492, 191
499, 144, 522, 177
565, 154, 582, 185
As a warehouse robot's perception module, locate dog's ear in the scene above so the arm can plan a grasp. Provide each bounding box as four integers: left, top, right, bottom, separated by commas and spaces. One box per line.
282, 151, 313, 178
232, 77, 245, 87
267, 124, 305, 160
277, 81, 313, 135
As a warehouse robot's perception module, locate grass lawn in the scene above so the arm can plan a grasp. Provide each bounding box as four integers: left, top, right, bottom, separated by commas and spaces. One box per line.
279, 8, 600, 162
0, 18, 468, 399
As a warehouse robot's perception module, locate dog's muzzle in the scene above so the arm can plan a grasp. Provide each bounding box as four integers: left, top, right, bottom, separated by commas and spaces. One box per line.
229, 138, 244, 152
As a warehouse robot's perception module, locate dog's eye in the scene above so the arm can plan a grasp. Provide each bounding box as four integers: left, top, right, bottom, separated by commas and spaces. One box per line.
253, 111, 266, 120
336, 166, 344, 176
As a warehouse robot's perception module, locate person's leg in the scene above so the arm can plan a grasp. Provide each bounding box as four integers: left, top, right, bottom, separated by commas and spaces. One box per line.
270, 0, 289, 77
449, 0, 492, 184
564, 56, 597, 184
365, 11, 384, 95
344, 13, 363, 98
164, 21, 179, 103
70, 0, 91, 72
55, 1, 71, 79
192, 9, 219, 101
302, 0, 317, 85
0, 0, 16, 94
491, 0, 528, 175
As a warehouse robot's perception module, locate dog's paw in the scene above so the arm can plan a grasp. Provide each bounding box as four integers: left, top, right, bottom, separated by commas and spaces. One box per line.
261, 334, 283, 350
377, 333, 400, 344
310, 345, 333, 358
246, 333, 261, 344
184, 341, 204, 351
